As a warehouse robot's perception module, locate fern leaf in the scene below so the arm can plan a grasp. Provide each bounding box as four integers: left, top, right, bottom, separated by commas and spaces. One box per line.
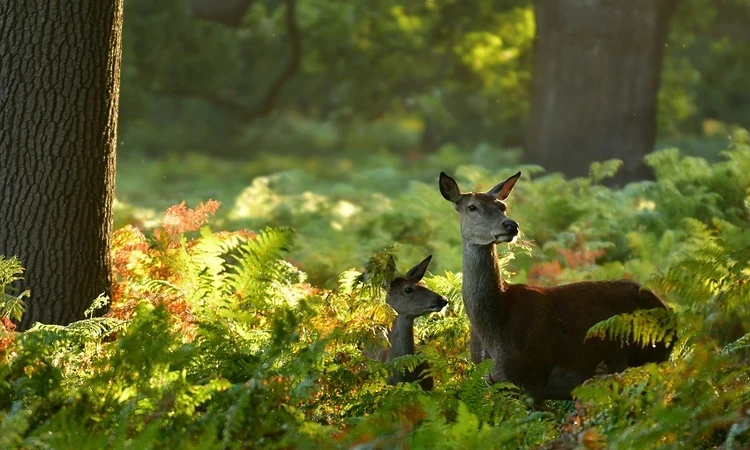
28, 317, 126, 342
721, 332, 750, 356
586, 308, 678, 348
226, 227, 295, 308
0, 256, 28, 322
84, 294, 110, 319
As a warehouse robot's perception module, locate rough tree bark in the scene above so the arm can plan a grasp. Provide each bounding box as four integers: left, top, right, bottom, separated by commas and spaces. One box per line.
0, 1, 124, 329
526, 0, 678, 185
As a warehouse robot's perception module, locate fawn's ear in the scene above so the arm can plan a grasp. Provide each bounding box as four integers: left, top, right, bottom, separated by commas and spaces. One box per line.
439, 172, 462, 203
405, 255, 432, 281
487, 171, 521, 200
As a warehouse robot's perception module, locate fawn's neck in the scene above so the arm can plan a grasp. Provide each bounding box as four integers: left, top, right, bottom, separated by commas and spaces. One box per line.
462, 243, 509, 322
388, 315, 415, 360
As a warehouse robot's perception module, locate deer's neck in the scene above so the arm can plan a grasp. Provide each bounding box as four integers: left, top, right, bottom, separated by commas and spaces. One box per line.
388, 315, 415, 360
462, 243, 509, 321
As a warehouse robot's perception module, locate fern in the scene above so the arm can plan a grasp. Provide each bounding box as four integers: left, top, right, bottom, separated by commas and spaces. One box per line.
352, 244, 399, 300
0, 256, 28, 322
722, 332, 750, 356
187, 226, 249, 304
589, 159, 624, 184
84, 294, 110, 319
586, 307, 678, 348
3, 138, 750, 449
650, 219, 750, 350
226, 226, 295, 309
28, 317, 126, 342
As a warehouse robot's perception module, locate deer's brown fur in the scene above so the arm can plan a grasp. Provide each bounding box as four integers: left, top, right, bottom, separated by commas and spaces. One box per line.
439, 171, 671, 403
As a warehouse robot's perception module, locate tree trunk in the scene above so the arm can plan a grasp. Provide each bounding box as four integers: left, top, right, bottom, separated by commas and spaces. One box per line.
0, 1, 123, 330
526, 0, 677, 185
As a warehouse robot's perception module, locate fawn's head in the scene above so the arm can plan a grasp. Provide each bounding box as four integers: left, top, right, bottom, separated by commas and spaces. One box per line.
439, 171, 521, 246
387, 255, 448, 318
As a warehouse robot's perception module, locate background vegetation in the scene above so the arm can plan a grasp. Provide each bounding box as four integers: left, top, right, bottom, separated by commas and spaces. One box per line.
2, 0, 750, 448
119, 0, 749, 160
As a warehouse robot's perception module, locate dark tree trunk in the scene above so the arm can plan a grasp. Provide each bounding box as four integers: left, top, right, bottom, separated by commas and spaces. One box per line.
526, 0, 677, 185
0, 1, 123, 330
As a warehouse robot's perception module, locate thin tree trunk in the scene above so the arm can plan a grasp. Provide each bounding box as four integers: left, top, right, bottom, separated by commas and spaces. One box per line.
0, 1, 124, 329
526, 0, 677, 185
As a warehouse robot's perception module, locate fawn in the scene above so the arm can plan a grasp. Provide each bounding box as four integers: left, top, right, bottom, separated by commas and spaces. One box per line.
439, 171, 671, 403
384, 255, 448, 390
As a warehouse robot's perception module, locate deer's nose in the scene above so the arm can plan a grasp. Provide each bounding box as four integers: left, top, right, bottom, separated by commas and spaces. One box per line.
502, 220, 519, 234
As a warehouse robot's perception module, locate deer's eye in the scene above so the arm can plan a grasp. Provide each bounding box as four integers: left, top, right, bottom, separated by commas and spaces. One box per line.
467, 205, 478, 212
404, 286, 414, 294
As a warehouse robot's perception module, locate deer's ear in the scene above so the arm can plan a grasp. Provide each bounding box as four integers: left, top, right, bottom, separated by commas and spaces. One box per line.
439, 172, 461, 203
405, 255, 432, 281
487, 171, 521, 200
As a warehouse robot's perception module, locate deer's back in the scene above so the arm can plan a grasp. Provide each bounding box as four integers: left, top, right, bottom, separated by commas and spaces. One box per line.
502, 280, 670, 370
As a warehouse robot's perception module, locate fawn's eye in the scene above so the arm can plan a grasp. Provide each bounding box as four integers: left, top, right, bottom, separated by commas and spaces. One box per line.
404, 286, 414, 294
467, 205, 478, 212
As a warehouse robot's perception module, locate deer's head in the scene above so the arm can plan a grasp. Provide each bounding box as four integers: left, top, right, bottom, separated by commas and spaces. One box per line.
386, 255, 448, 318
439, 171, 521, 246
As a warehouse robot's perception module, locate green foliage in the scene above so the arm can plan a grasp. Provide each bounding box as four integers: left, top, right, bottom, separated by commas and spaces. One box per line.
0, 256, 28, 323
1, 206, 553, 448
226, 226, 298, 308
120, 0, 539, 157
723, 332, 750, 356
119, 0, 750, 161
6, 134, 750, 447
586, 308, 679, 348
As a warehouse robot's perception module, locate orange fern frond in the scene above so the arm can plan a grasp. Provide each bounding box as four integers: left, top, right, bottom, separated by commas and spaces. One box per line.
162, 199, 221, 236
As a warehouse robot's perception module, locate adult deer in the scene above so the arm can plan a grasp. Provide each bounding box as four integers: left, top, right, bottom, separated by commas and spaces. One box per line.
384, 255, 448, 390
439, 171, 671, 403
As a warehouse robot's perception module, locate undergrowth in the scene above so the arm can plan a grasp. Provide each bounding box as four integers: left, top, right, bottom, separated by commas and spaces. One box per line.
1, 132, 749, 448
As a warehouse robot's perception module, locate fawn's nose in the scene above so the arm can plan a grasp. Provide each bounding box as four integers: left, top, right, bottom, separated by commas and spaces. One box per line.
502, 220, 519, 235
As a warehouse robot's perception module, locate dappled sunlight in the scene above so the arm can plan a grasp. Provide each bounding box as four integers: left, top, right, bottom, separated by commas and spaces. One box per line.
2, 0, 750, 447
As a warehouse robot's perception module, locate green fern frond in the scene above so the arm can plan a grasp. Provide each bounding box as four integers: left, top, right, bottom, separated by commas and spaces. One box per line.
84, 294, 110, 319
337, 269, 362, 294
139, 279, 185, 297
651, 223, 750, 330
225, 227, 296, 309
586, 308, 678, 348
423, 271, 463, 304
0, 400, 36, 450
0, 291, 27, 323
188, 226, 249, 301
0, 255, 24, 289
722, 332, 750, 356
28, 317, 126, 342
589, 159, 623, 184
0, 255, 28, 322
67, 317, 128, 339
354, 245, 399, 300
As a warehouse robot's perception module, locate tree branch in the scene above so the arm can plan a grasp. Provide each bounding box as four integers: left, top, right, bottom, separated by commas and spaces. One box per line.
240, 0, 301, 120
165, 0, 301, 121
190, 0, 255, 27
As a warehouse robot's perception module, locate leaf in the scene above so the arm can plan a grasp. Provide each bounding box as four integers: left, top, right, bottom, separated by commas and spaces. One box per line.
721, 332, 750, 356
586, 308, 678, 348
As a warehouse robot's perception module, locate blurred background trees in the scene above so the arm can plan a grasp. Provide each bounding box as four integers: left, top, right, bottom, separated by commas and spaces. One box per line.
119, 0, 750, 180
